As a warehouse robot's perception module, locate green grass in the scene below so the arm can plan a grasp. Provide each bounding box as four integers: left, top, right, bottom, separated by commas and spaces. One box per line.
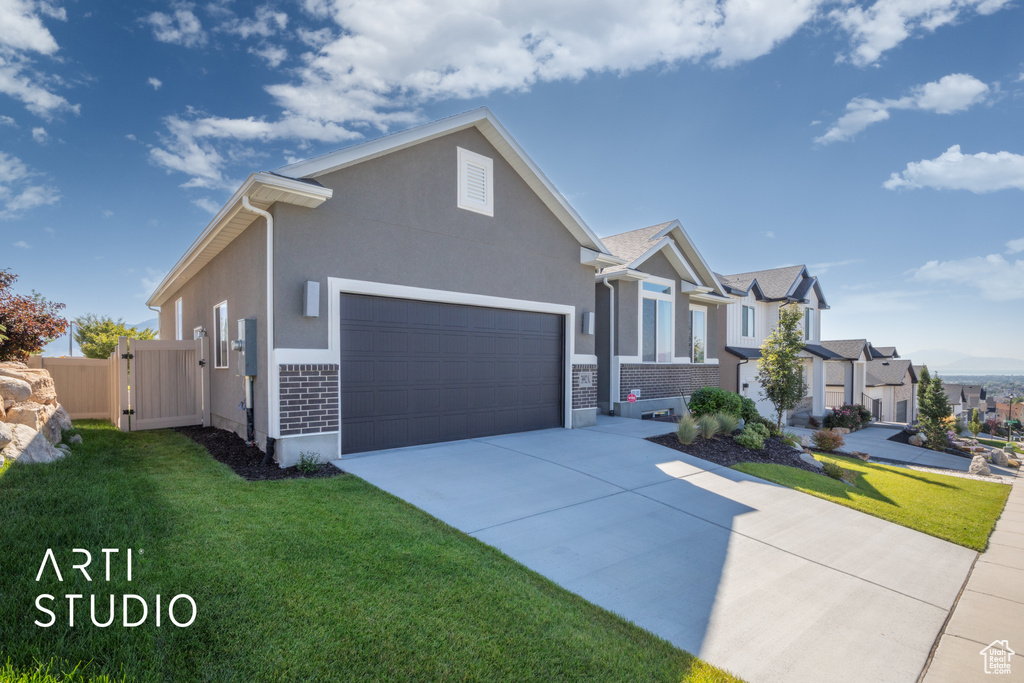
734, 454, 1011, 551
977, 437, 1023, 454
0, 422, 741, 683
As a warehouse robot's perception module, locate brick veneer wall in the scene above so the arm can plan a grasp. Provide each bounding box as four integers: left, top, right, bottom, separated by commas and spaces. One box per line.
572, 364, 598, 410
279, 364, 339, 436
618, 363, 720, 401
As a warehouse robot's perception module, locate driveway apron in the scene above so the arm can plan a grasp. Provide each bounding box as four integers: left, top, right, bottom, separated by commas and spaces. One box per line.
339, 416, 977, 683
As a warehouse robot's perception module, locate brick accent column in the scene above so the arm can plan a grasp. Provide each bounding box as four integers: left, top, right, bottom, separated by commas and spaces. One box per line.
572, 364, 598, 410
618, 363, 720, 401
279, 364, 339, 436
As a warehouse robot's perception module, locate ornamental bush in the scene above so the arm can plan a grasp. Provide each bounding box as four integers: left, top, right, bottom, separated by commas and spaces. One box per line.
697, 414, 720, 440
733, 425, 766, 450
676, 416, 698, 445
716, 411, 740, 435
812, 429, 846, 452
824, 404, 871, 431
740, 397, 760, 422
688, 387, 743, 418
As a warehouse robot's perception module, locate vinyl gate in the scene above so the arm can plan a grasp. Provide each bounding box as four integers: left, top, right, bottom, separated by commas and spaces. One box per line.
112, 337, 211, 431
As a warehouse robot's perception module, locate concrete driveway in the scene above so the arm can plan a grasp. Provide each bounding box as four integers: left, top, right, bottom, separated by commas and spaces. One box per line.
339, 416, 977, 683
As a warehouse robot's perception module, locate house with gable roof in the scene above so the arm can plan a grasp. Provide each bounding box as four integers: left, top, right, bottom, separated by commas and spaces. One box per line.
715, 265, 834, 424
595, 221, 731, 419
862, 358, 918, 423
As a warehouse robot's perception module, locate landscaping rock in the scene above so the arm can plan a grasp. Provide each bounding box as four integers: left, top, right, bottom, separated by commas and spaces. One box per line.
52, 405, 72, 433
1, 424, 64, 464
68, 434, 82, 445
968, 455, 991, 476
0, 421, 13, 449
6, 402, 56, 433
56, 443, 71, 456
991, 449, 1009, 468
833, 427, 851, 435
799, 452, 823, 470
800, 435, 811, 448
851, 451, 870, 461
0, 375, 32, 404
909, 435, 923, 446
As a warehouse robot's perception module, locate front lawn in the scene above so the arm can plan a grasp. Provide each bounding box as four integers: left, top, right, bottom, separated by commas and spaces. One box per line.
978, 437, 1023, 454
0, 422, 740, 683
734, 454, 1010, 551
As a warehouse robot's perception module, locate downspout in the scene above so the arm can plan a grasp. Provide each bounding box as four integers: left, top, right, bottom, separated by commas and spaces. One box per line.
737, 359, 748, 399
602, 277, 616, 416
241, 196, 275, 464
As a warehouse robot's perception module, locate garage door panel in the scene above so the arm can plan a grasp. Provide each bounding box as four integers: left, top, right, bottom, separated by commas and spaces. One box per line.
340, 293, 564, 454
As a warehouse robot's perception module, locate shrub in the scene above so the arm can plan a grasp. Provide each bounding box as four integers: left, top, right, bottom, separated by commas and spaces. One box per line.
812, 429, 845, 452
822, 461, 846, 481
716, 411, 740, 435
780, 430, 801, 449
688, 387, 743, 418
748, 414, 779, 437
676, 416, 698, 445
697, 414, 720, 439
297, 451, 321, 472
734, 425, 766, 450
740, 397, 759, 422
824, 404, 872, 431
748, 422, 770, 440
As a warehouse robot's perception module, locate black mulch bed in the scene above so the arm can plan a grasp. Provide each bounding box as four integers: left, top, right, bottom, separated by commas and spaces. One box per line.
175, 425, 345, 481
647, 431, 823, 474
887, 430, 914, 445
887, 428, 974, 459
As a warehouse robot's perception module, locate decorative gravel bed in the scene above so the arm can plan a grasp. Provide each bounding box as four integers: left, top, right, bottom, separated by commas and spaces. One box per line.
647, 431, 823, 474
176, 425, 344, 481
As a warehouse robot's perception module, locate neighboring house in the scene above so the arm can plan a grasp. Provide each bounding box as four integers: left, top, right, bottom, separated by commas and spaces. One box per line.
961, 385, 986, 419
986, 397, 998, 420
870, 346, 899, 359
595, 221, 730, 419
996, 400, 1024, 422
821, 339, 877, 410
862, 359, 918, 423
146, 108, 620, 465
715, 266, 833, 423
944, 384, 966, 419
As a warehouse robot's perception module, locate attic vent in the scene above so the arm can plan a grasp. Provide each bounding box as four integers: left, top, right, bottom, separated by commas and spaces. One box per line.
457, 147, 493, 217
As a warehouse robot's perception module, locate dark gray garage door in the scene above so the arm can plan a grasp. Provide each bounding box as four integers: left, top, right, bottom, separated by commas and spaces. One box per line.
339, 294, 564, 454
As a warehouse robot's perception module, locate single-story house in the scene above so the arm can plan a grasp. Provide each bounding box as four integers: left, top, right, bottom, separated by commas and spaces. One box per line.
595, 221, 730, 419
146, 108, 621, 465
862, 359, 918, 424
821, 339, 876, 409
715, 265, 834, 424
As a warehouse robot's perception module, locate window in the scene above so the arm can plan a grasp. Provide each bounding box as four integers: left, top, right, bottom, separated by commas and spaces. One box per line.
175, 298, 183, 341
641, 279, 673, 363
804, 308, 814, 341
457, 147, 493, 216
214, 301, 228, 368
741, 305, 755, 338
690, 305, 706, 364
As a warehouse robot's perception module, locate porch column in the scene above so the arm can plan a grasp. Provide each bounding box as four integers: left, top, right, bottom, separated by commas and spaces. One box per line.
812, 356, 825, 417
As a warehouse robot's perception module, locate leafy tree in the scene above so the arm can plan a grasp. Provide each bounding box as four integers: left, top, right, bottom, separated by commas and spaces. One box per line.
756, 304, 807, 430
73, 314, 157, 359
968, 408, 982, 438
0, 269, 67, 361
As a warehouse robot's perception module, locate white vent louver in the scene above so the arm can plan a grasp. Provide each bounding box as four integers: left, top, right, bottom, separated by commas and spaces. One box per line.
457, 147, 494, 216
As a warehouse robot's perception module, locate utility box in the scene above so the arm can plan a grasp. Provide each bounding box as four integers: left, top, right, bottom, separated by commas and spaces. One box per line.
232, 318, 258, 377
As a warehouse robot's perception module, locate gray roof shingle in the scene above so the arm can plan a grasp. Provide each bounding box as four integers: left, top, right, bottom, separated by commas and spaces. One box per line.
598, 223, 674, 274
716, 265, 806, 299
864, 359, 914, 387
820, 339, 871, 361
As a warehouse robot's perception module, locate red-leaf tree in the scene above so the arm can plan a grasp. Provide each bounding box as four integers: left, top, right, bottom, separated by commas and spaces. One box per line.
0, 268, 67, 361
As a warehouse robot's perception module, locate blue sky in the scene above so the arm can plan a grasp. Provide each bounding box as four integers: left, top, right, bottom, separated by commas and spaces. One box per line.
1, 0, 1022, 365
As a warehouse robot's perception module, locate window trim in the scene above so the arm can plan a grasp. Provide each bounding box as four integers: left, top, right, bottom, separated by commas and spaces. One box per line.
175, 298, 183, 341
805, 307, 814, 341
213, 301, 229, 369
457, 147, 494, 217
637, 275, 675, 364
690, 303, 708, 364
741, 304, 755, 339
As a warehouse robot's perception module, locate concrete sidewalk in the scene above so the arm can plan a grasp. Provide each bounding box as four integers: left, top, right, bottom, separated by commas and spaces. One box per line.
789, 425, 1017, 477
340, 416, 977, 683
923, 476, 1024, 682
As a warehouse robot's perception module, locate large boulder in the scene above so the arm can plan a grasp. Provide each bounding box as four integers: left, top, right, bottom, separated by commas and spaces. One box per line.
800, 435, 812, 448
0, 368, 57, 405
969, 455, 991, 476
991, 449, 1010, 468
6, 402, 59, 443
1, 424, 65, 464
0, 375, 32, 404
0, 422, 13, 449
909, 434, 923, 446
52, 405, 73, 433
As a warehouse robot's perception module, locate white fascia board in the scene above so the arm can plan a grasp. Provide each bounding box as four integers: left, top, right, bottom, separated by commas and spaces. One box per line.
654, 221, 728, 297
146, 173, 333, 307
595, 269, 649, 282
274, 107, 609, 254
628, 238, 702, 285
581, 247, 627, 267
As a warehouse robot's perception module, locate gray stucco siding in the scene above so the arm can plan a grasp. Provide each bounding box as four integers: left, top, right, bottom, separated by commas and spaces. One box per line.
157, 221, 269, 447
272, 127, 596, 356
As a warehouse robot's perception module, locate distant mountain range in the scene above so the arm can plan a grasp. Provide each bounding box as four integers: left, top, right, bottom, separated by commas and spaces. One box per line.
39, 318, 160, 357
905, 349, 1024, 376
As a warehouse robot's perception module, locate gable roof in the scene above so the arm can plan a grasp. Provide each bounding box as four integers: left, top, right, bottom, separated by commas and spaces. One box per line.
943, 383, 966, 404
865, 359, 916, 387
275, 107, 609, 255
597, 220, 728, 299
870, 346, 899, 359
717, 265, 829, 309
803, 344, 845, 360
820, 339, 874, 362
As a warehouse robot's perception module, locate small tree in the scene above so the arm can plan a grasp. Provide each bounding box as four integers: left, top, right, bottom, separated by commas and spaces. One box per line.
74, 314, 157, 359
0, 269, 67, 361
918, 373, 952, 450
968, 408, 982, 438
756, 304, 807, 430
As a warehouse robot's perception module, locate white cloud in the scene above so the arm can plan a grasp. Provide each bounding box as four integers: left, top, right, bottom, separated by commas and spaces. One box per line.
31, 126, 46, 143
831, 0, 1012, 66
249, 44, 287, 68
101, 209, 113, 218
885, 145, 1024, 192
1006, 237, 1024, 254
148, 77, 163, 90
913, 252, 1024, 301
0, 115, 15, 126
192, 197, 221, 213
13, 239, 30, 248
144, 5, 207, 48
125, 133, 136, 141
807, 258, 863, 274
816, 73, 988, 144
0, 0, 78, 118
139, 267, 165, 299
0, 149, 59, 218
219, 6, 288, 38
